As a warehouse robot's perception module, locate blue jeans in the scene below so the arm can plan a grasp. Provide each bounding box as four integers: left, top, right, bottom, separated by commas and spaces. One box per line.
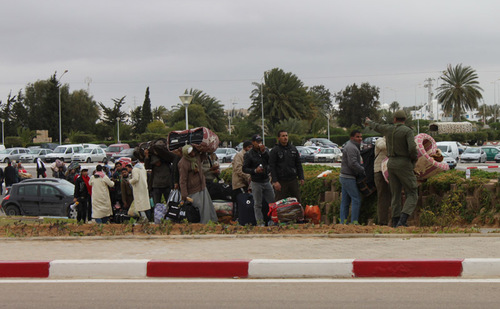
95, 216, 110, 224
339, 177, 361, 224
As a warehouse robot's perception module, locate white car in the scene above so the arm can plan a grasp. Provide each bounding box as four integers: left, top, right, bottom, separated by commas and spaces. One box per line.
71, 147, 107, 163
313, 147, 338, 163
215, 148, 238, 163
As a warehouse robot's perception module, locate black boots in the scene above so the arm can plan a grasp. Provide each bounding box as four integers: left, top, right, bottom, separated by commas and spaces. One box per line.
391, 217, 400, 227
395, 213, 409, 227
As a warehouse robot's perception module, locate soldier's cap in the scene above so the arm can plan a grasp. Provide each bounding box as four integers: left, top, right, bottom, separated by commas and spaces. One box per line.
252, 134, 263, 142
394, 110, 406, 119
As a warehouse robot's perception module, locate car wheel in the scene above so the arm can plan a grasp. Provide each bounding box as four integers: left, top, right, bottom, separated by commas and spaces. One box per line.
86, 157, 91, 163
4, 204, 20, 216
4, 158, 10, 164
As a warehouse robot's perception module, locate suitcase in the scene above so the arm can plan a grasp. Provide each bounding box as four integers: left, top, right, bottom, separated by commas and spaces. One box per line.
207, 182, 232, 201
213, 200, 233, 223
268, 198, 304, 223
167, 127, 219, 153
237, 193, 257, 226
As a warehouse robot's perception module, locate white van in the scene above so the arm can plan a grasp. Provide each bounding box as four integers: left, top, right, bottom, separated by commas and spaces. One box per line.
44, 144, 84, 163
436, 141, 460, 161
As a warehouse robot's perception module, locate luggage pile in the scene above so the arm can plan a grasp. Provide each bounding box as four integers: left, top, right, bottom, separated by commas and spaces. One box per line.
134, 138, 178, 163
168, 127, 219, 153
268, 197, 304, 223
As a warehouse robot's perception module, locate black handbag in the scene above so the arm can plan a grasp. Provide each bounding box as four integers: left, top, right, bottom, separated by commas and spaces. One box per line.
166, 201, 200, 223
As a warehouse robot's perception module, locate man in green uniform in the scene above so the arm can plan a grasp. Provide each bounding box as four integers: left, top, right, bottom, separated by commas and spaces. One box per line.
365, 110, 418, 227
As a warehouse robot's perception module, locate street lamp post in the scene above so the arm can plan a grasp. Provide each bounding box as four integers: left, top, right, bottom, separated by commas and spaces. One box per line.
0, 118, 4, 145
116, 117, 120, 143
179, 93, 194, 131
58, 70, 68, 144
326, 113, 330, 141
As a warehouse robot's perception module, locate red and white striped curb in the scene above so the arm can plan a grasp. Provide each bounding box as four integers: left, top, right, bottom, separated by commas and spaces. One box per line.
457, 165, 500, 170
1, 259, 500, 279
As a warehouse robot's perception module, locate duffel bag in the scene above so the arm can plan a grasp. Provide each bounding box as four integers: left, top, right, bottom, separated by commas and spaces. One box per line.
207, 181, 232, 201
268, 198, 304, 223
167, 127, 219, 153
151, 138, 177, 163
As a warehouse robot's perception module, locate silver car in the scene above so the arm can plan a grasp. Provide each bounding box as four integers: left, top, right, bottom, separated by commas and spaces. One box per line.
19, 148, 54, 163
0, 147, 31, 163
71, 147, 107, 163
459, 147, 486, 163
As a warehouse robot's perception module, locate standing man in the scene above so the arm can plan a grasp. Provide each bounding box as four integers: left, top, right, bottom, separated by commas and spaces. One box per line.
243, 134, 274, 226
339, 130, 365, 224
269, 130, 304, 202
89, 165, 115, 224
4, 161, 18, 188
374, 137, 391, 226
120, 168, 134, 211
35, 157, 46, 178
74, 168, 91, 223
145, 150, 173, 205
129, 160, 152, 222
232, 140, 252, 220
366, 110, 418, 227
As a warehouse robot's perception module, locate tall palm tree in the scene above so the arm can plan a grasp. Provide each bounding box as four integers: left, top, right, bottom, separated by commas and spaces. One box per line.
436, 64, 483, 121
389, 101, 400, 113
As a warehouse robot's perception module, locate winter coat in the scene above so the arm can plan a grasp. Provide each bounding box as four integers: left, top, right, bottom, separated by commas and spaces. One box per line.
232, 149, 251, 190
128, 163, 151, 212
89, 174, 114, 219
178, 155, 205, 197
242, 147, 271, 183
269, 143, 304, 182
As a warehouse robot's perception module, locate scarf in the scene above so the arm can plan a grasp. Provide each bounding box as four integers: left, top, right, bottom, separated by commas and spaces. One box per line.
182, 145, 198, 172
82, 174, 92, 195
95, 171, 106, 178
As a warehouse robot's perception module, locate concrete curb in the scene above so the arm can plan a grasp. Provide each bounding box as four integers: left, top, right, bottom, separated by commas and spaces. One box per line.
2, 259, 500, 279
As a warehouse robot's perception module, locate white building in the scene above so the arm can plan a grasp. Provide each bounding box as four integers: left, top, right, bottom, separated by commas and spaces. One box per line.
410, 99, 481, 122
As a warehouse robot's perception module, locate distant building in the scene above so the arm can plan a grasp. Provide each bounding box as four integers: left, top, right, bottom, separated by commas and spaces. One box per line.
410, 99, 481, 122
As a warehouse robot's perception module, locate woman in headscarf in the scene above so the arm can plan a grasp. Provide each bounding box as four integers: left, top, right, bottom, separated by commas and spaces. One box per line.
178, 145, 217, 224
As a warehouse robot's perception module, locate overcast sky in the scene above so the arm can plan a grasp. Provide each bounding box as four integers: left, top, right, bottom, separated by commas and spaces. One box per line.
2, 0, 500, 114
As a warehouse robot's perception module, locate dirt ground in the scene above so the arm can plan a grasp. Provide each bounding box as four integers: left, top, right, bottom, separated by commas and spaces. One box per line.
0, 219, 486, 238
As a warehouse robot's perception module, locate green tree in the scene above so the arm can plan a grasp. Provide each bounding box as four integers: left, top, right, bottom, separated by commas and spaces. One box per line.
389, 101, 400, 113
436, 64, 483, 121
98, 96, 128, 127
152, 106, 168, 122
249, 68, 315, 133
169, 104, 209, 129
130, 106, 142, 132
66, 89, 100, 134
137, 87, 153, 133
184, 89, 226, 132
334, 83, 380, 127
17, 127, 36, 147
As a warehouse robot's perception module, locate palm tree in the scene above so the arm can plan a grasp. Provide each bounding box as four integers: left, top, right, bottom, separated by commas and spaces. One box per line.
389, 101, 400, 113
436, 64, 483, 121
249, 68, 314, 132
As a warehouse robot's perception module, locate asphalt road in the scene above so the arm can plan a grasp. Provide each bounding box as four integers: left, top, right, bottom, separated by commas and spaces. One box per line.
0, 279, 499, 308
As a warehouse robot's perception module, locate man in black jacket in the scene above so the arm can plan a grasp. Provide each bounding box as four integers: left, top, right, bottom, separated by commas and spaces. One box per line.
144, 150, 173, 205
4, 161, 18, 188
73, 168, 90, 223
243, 134, 275, 225
269, 130, 304, 202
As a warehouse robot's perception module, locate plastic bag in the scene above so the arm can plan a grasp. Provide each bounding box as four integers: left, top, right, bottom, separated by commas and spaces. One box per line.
128, 201, 139, 217
305, 205, 321, 224
167, 189, 181, 204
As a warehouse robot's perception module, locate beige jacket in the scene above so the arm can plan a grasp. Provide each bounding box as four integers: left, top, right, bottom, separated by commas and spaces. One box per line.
89, 175, 115, 219
232, 149, 251, 190
129, 163, 151, 212
374, 137, 387, 173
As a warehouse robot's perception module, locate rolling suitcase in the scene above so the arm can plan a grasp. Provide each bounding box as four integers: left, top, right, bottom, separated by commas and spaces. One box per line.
237, 192, 257, 226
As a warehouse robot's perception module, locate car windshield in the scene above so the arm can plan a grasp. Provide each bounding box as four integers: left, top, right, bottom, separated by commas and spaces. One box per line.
120, 149, 133, 154
322, 148, 334, 153
29, 149, 42, 154
53, 147, 67, 153
437, 145, 448, 152
82, 149, 93, 153
215, 148, 227, 154
106, 146, 121, 152
0, 149, 10, 154
464, 148, 480, 154
59, 183, 75, 196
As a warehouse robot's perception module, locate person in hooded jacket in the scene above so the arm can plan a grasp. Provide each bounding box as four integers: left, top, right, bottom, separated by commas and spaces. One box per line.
74, 168, 91, 223
89, 165, 115, 223
129, 160, 152, 221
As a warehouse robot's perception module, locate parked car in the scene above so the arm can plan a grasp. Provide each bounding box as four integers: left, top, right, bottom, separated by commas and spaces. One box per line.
442, 153, 457, 169
361, 137, 381, 150
105, 143, 130, 160
1, 179, 77, 219
495, 152, 500, 163
19, 148, 53, 163
44, 144, 85, 163
111, 148, 136, 162
82, 143, 102, 149
40, 143, 59, 150
305, 146, 322, 154
313, 147, 338, 163
71, 147, 107, 163
481, 146, 500, 161
296, 146, 315, 163
0, 147, 31, 163
215, 147, 238, 163
459, 147, 486, 163
309, 138, 338, 148
235, 142, 244, 152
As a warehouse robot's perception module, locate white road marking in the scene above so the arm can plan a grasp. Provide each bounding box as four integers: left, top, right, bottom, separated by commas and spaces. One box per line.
1, 278, 500, 284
